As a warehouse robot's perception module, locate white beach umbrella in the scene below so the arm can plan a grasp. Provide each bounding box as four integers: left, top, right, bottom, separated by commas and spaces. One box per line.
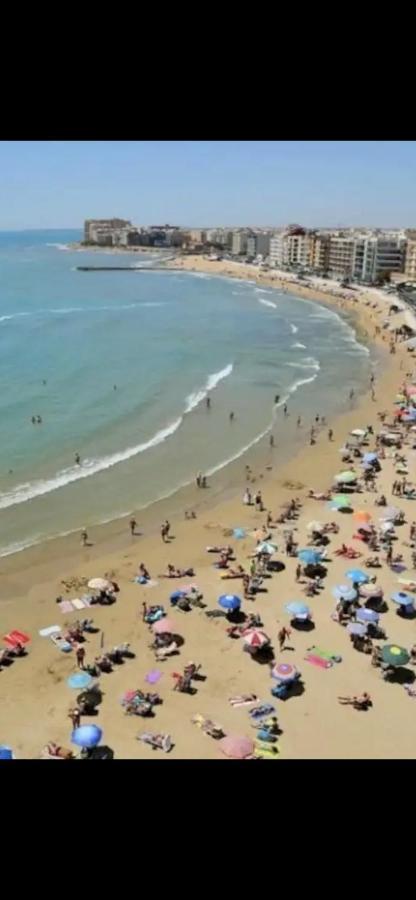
88, 577, 112, 592
307, 521, 325, 532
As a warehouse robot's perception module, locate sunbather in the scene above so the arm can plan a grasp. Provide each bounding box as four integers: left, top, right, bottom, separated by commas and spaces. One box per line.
191, 714, 224, 739
138, 732, 172, 752
43, 742, 75, 759
155, 641, 179, 661
221, 565, 245, 579
338, 693, 372, 710
229, 693, 258, 706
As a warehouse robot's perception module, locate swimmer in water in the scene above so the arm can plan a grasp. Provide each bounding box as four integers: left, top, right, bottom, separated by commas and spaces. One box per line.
297, 416, 301, 427
229, 411, 235, 421
206, 396, 211, 409
75, 452, 81, 465
36, 415, 42, 424
283, 404, 288, 416
31, 416, 36, 424
113, 385, 117, 390
269, 435, 274, 448
274, 395, 280, 405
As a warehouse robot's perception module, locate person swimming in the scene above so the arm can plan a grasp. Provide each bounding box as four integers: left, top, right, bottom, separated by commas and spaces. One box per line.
75, 452, 81, 465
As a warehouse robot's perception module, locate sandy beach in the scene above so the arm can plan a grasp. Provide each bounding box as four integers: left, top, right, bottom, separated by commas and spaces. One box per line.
2, 257, 416, 760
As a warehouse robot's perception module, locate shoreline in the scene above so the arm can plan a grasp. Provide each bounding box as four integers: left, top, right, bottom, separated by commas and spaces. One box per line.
0, 262, 399, 593
2, 258, 415, 758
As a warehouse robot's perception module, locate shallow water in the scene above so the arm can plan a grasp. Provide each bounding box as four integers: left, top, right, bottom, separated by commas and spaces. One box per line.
0, 230, 374, 555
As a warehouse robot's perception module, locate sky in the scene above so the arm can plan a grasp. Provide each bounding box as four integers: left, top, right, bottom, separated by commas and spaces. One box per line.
0, 140, 416, 230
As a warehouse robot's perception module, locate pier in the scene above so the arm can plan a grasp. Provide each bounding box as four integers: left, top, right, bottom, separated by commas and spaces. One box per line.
76, 265, 171, 272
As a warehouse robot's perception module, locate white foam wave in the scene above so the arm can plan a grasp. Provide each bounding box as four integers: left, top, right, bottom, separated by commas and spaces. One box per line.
0, 303, 165, 324
290, 323, 298, 333
185, 363, 233, 413
0, 419, 183, 512
291, 342, 306, 349
286, 357, 321, 372
255, 287, 274, 294
46, 242, 70, 250
288, 373, 318, 393
258, 297, 277, 309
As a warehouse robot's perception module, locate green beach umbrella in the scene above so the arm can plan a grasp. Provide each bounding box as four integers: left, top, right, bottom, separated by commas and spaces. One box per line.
332, 494, 352, 507
381, 645, 410, 668
334, 471, 357, 484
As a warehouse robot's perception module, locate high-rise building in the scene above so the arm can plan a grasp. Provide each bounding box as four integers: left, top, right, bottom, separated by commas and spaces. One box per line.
405, 232, 416, 281
269, 228, 312, 269
231, 230, 249, 255
84, 219, 131, 244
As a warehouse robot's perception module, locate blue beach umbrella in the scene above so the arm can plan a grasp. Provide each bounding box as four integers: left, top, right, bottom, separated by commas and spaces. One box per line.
391, 592, 414, 607
67, 672, 93, 690
356, 608, 380, 624
297, 549, 322, 566
345, 569, 369, 584
0, 745, 14, 760
71, 724, 103, 749
218, 594, 241, 611
170, 590, 186, 602
233, 528, 246, 539
285, 601, 310, 618
362, 452, 378, 464
347, 622, 367, 636
332, 585, 358, 603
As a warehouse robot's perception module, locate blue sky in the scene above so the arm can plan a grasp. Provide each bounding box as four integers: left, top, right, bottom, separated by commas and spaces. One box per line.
1, 141, 415, 229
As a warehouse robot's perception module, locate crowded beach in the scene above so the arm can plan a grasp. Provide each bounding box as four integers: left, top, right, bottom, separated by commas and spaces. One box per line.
2, 271, 416, 759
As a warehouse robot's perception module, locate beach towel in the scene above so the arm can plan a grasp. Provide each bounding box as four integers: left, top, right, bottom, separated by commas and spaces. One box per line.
59, 600, 75, 614
229, 694, 258, 707
72, 598, 86, 610
39, 626, 61, 638
145, 669, 162, 684
50, 634, 72, 653
249, 704, 276, 721
309, 646, 342, 663
304, 653, 333, 669
254, 742, 280, 760
4, 630, 30, 647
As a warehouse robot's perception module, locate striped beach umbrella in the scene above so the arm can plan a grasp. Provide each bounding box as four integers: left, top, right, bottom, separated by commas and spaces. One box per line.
243, 629, 270, 649
271, 662, 298, 682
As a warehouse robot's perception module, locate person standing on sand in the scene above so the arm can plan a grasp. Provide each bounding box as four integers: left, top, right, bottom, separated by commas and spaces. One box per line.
161, 523, 167, 542
297, 416, 301, 427
349, 389, 354, 401
130, 516, 137, 536
68, 707, 81, 729
76, 645, 86, 669
295, 564, 302, 582
283, 404, 288, 416
75, 452, 81, 465
206, 396, 211, 409
81, 528, 88, 547
142, 602, 148, 621
229, 411, 235, 422
269, 435, 274, 448
278, 626, 291, 652
328, 429, 333, 441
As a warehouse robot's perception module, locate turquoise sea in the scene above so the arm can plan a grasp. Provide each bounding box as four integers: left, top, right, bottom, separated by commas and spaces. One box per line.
0, 230, 374, 556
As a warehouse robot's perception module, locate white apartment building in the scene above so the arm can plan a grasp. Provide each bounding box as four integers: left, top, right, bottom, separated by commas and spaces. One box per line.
269, 229, 311, 269
231, 230, 249, 255
405, 232, 416, 281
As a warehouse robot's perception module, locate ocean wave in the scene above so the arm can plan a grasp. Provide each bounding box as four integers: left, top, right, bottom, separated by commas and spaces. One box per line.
255, 287, 274, 294
291, 342, 306, 349
0, 363, 233, 511
288, 373, 318, 393
0, 302, 165, 324
258, 297, 277, 309
46, 242, 70, 250
185, 363, 233, 412
290, 323, 298, 334
285, 357, 321, 372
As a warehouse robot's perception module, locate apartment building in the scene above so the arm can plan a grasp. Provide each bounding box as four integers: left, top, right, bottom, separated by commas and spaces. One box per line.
231, 230, 250, 255
405, 232, 416, 281
269, 228, 312, 269
84, 219, 131, 244
327, 236, 355, 278
310, 234, 330, 272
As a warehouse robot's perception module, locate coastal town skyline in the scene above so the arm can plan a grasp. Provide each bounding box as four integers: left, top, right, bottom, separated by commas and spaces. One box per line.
0, 141, 416, 230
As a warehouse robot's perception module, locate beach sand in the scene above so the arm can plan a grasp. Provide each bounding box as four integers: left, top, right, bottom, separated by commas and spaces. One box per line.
2, 259, 415, 759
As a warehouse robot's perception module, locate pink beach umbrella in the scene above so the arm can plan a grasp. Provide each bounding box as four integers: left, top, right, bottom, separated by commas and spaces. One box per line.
219, 735, 255, 759
242, 629, 270, 649
271, 662, 298, 682
152, 618, 176, 635
359, 585, 384, 599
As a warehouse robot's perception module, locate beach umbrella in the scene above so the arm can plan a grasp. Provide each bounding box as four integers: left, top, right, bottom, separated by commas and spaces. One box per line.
391, 592, 414, 607
330, 495, 352, 510
271, 662, 298, 682
362, 453, 378, 464
332, 585, 357, 602
395, 394, 406, 403
256, 541, 278, 555
243, 629, 270, 649
219, 735, 254, 759
88, 577, 112, 592
398, 578, 416, 591
381, 507, 401, 522
121, 689, 139, 705
170, 590, 186, 602
345, 569, 369, 584
218, 594, 241, 611
307, 521, 325, 532
67, 673, 93, 690
152, 617, 176, 634
350, 429, 367, 437
347, 622, 367, 636
285, 602, 310, 619
334, 471, 357, 484
356, 607, 380, 624
381, 645, 410, 667
359, 584, 383, 599
71, 724, 102, 749
354, 509, 371, 525
0, 746, 14, 760
233, 528, 246, 539
357, 523, 373, 534
297, 549, 322, 565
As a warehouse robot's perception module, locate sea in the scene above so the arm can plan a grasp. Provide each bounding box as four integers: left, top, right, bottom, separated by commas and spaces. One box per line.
0, 229, 376, 557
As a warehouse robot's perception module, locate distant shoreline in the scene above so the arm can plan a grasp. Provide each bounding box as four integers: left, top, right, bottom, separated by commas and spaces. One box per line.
69, 241, 175, 255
